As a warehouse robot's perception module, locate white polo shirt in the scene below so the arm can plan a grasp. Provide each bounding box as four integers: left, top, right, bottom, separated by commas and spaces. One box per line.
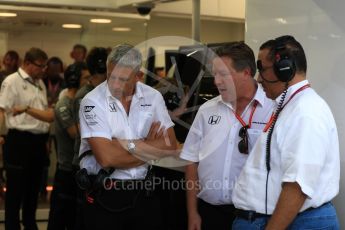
232, 80, 340, 214
180, 86, 274, 205
79, 81, 174, 179
0, 68, 49, 134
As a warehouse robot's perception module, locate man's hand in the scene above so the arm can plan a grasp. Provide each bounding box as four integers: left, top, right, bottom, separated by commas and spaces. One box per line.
265, 182, 307, 230
146, 121, 165, 140
188, 211, 202, 230
129, 121, 178, 160
0, 136, 4, 145
12, 105, 27, 116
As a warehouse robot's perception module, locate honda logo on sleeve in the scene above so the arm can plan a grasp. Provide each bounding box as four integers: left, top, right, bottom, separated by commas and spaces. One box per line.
208, 115, 221, 125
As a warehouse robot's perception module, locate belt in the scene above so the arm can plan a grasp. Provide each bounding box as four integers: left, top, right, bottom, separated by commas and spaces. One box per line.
235, 209, 270, 221
235, 202, 331, 222
198, 199, 236, 213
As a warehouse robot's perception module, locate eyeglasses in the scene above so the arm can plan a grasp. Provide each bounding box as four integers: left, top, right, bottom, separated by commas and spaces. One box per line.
238, 125, 249, 154
31, 62, 47, 69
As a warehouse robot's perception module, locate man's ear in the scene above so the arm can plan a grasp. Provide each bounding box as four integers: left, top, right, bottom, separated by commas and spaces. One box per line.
136, 71, 144, 82
243, 68, 252, 77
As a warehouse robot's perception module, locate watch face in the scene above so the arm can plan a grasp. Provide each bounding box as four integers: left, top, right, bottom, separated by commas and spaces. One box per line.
129, 142, 135, 149
128, 141, 136, 153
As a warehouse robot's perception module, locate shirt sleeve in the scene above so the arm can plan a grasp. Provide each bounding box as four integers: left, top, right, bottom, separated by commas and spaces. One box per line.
280, 114, 327, 198
153, 92, 174, 129
79, 96, 112, 140
0, 78, 16, 110
55, 99, 75, 130
180, 110, 204, 162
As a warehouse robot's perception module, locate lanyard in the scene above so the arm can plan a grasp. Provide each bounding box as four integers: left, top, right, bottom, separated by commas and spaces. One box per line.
263, 84, 311, 132
233, 100, 258, 128
17, 71, 42, 91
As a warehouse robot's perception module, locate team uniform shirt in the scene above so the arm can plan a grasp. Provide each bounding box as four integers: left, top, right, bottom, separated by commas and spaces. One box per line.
0, 68, 49, 134
180, 86, 274, 205
79, 81, 174, 179
54, 96, 75, 171
232, 80, 340, 214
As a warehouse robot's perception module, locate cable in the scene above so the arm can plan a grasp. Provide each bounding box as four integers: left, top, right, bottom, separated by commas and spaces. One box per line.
265, 83, 288, 214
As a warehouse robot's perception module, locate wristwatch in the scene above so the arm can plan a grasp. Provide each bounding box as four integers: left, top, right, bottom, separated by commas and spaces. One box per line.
127, 140, 136, 154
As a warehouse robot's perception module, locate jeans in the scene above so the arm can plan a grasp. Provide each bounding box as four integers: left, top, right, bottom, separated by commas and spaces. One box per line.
232, 202, 339, 230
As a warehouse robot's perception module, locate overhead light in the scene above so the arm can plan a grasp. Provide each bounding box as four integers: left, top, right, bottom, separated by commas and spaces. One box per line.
275, 18, 287, 24
330, 33, 341, 39
62, 24, 82, 29
112, 27, 131, 32
0, 12, 17, 17
90, 18, 111, 23
308, 35, 318, 40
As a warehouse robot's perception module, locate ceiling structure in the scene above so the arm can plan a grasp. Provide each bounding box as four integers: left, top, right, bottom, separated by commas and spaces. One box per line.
0, 0, 245, 38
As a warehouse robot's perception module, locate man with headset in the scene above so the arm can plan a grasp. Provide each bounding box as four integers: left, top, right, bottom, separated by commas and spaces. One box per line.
72, 47, 108, 168
78, 44, 178, 229
71, 47, 108, 230
47, 62, 89, 230
232, 35, 340, 229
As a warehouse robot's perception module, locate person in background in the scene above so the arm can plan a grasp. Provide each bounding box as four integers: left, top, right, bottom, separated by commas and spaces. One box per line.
180, 42, 274, 230
0, 47, 49, 230
44, 57, 65, 108
0, 50, 20, 87
70, 44, 87, 64
0, 50, 20, 200
47, 62, 89, 230
72, 47, 108, 168
232, 35, 340, 230
39, 56, 65, 200
71, 47, 107, 230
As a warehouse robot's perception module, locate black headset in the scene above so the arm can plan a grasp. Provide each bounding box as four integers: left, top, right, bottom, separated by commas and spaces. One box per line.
273, 36, 296, 82
64, 62, 86, 88
86, 47, 107, 75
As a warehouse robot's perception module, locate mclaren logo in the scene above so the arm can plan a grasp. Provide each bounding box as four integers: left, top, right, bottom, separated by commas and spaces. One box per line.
208, 115, 221, 125
84, 106, 95, 113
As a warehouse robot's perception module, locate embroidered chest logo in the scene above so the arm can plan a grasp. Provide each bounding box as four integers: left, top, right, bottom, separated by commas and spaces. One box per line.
84, 106, 95, 112
109, 102, 117, 112
208, 115, 221, 125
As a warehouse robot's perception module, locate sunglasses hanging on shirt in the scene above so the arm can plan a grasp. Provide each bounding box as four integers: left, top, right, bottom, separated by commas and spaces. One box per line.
233, 101, 258, 154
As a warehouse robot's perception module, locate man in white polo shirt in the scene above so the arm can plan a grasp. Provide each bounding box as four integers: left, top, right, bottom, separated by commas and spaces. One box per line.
232, 35, 340, 229
180, 42, 274, 230
0, 47, 49, 230
78, 44, 178, 230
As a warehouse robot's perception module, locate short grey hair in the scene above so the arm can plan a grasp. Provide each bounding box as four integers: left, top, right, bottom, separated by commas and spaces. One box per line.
107, 44, 142, 72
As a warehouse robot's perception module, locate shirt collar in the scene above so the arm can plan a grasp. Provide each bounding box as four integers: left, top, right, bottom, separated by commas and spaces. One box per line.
218, 84, 266, 109
252, 85, 266, 107
105, 81, 145, 101
18, 67, 31, 80
274, 79, 309, 106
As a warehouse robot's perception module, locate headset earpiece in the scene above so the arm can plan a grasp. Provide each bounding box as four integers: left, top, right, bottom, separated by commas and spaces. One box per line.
86, 47, 107, 75
273, 39, 296, 82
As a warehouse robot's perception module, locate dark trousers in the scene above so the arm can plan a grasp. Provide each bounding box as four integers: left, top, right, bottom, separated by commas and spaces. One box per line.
4, 129, 48, 230
47, 167, 77, 230
198, 199, 236, 230
82, 181, 162, 230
